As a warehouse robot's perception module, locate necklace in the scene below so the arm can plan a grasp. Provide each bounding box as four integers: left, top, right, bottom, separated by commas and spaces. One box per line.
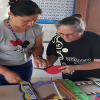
7, 19, 28, 62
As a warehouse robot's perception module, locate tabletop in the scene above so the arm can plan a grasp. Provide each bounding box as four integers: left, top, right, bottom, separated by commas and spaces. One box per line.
0, 81, 100, 100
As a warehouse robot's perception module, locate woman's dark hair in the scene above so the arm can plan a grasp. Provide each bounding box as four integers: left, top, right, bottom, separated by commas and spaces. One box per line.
56, 14, 86, 32
8, 0, 42, 16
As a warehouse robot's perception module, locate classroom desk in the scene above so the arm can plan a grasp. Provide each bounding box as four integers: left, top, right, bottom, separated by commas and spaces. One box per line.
0, 81, 99, 100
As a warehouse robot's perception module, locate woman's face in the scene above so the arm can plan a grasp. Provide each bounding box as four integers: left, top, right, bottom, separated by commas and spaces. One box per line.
9, 12, 40, 30
57, 25, 83, 42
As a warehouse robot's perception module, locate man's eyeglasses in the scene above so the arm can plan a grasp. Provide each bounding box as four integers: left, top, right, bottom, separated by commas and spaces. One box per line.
56, 31, 77, 37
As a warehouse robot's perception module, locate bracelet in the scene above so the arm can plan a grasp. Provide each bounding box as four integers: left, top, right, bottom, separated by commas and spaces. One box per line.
34, 55, 42, 58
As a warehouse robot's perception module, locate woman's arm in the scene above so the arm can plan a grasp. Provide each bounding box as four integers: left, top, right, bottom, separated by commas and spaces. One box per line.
0, 65, 23, 83
75, 59, 100, 70
47, 55, 58, 65
32, 35, 44, 57
32, 35, 49, 68
0, 65, 10, 75
60, 59, 100, 74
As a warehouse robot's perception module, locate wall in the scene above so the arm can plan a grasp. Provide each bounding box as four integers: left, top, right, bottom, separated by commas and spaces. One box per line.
0, 0, 62, 78
0, 0, 9, 20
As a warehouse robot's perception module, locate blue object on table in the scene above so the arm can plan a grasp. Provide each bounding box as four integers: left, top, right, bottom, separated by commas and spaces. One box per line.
97, 94, 100, 97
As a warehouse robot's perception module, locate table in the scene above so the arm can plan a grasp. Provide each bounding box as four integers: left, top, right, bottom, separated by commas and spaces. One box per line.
0, 85, 23, 100
0, 81, 99, 100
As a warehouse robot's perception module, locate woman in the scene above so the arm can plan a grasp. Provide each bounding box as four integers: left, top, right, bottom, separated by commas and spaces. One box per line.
47, 14, 100, 81
0, 0, 49, 85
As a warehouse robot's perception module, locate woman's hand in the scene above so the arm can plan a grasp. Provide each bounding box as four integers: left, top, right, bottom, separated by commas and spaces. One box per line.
34, 57, 50, 68
3, 70, 23, 84
59, 65, 76, 74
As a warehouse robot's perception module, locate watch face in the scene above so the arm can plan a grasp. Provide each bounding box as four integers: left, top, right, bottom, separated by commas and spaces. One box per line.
34, 55, 42, 58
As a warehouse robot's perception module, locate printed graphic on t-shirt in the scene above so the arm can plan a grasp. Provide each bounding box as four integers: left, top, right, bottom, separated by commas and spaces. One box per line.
10, 39, 30, 53
65, 57, 92, 65
52, 35, 69, 60
52, 35, 64, 60
51, 35, 92, 75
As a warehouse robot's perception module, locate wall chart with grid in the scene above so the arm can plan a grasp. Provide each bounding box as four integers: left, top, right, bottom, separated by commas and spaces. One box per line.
33, 0, 75, 24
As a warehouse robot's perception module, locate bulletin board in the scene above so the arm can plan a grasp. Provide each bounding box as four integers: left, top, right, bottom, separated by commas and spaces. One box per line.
33, 0, 76, 24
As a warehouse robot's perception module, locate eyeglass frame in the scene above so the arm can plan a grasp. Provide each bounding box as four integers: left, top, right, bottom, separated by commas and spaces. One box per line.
56, 31, 78, 37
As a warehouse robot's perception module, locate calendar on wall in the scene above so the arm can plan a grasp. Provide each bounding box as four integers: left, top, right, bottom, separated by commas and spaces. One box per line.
33, 0, 76, 24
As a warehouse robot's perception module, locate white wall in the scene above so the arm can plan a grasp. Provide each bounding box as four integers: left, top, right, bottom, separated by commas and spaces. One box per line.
0, 0, 9, 20
0, 0, 62, 78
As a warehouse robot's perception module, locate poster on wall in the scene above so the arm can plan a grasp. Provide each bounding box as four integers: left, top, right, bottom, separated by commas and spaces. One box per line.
33, 0, 76, 24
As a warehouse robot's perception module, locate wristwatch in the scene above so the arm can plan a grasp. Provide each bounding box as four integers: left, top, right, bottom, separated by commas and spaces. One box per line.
34, 55, 42, 58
